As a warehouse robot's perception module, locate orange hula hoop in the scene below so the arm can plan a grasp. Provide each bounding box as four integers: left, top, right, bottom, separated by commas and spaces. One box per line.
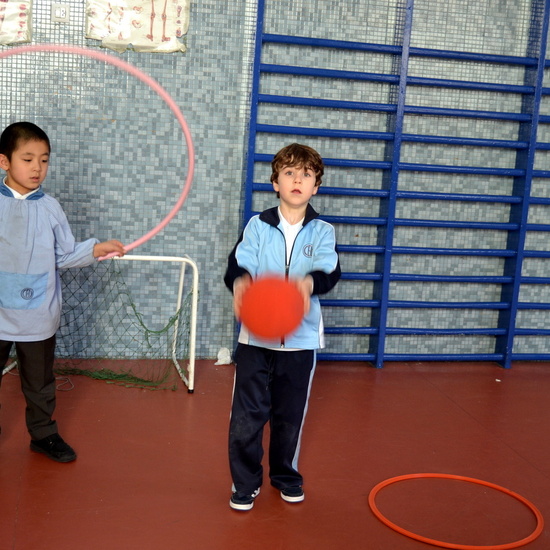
368, 473, 544, 550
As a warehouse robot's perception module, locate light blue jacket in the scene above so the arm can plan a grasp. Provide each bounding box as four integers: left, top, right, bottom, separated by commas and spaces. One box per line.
0, 185, 98, 341
224, 204, 341, 350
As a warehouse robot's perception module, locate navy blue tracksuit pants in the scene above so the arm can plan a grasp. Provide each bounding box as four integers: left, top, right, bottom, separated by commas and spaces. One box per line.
229, 343, 316, 495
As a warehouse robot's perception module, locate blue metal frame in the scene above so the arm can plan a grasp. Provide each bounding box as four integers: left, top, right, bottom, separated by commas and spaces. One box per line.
242, 0, 550, 368
495, 1, 550, 368
242, 0, 266, 226
369, 0, 415, 368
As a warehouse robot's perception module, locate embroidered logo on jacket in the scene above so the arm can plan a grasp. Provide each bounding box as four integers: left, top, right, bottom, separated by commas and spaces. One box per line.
303, 244, 313, 258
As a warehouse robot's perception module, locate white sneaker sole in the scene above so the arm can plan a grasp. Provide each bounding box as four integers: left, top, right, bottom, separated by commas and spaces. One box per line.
229, 488, 260, 510
229, 500, 254, 511
280, 491, 305, 503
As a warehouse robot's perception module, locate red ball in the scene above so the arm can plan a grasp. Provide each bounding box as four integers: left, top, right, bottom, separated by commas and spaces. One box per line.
240, 276, 305, 340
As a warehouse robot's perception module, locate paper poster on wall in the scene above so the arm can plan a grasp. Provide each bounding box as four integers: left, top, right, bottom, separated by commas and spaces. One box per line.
86, 0, 189, 53
0, 0, 32, 45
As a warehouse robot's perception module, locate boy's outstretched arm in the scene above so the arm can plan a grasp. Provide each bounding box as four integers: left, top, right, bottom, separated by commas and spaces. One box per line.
93, 240, 126, 259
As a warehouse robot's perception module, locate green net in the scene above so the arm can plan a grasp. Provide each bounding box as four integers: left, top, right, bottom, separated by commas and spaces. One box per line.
54, 260, 193, 390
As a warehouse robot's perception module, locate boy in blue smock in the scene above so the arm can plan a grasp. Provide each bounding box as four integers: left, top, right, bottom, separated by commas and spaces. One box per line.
0, 121, 125, 462
224, 143, 341, 510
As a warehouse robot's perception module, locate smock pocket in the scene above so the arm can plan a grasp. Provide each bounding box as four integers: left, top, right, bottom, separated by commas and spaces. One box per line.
0, 271, 48, 309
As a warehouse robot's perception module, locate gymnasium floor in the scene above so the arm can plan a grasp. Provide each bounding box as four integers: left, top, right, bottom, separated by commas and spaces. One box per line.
1, 360, 549, 550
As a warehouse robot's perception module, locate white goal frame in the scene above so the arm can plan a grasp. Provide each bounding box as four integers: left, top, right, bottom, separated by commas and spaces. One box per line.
2, 254, 199, 393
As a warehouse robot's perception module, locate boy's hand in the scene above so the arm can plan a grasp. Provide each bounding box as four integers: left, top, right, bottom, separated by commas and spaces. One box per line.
93, 240, 126, 259
233, 274, 252, 319
294, 275, 313, 315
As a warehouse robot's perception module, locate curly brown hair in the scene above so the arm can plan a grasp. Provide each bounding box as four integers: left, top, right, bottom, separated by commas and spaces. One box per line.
270, 143, 324, 187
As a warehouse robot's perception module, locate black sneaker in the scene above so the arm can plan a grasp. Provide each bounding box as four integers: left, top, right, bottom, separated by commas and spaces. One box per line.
30, 433, 77, 463
280, 486, 305, 503
229, 488, 260, 511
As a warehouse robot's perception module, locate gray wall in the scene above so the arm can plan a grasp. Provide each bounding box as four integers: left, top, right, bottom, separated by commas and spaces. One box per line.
1, 0, 547, 359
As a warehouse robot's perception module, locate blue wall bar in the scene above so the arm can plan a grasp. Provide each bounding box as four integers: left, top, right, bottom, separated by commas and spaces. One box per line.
495, 0, 550, 368
243, 0, 550, 368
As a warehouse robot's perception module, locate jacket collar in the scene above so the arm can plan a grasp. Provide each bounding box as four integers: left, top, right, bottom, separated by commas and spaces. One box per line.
259, 203, 319, 228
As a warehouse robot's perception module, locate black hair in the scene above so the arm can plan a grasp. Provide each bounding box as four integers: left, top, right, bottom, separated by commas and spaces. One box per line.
0, 122, 51, 160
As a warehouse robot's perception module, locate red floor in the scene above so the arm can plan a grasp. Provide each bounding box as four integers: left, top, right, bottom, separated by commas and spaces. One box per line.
1, 360, 549, 550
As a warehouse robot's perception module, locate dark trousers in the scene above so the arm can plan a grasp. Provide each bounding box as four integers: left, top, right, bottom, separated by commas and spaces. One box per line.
0, 336, 58, 440
229, 343, 316, 495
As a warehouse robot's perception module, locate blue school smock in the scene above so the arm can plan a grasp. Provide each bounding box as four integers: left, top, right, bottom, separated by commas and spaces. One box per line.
0, 184, 99, 342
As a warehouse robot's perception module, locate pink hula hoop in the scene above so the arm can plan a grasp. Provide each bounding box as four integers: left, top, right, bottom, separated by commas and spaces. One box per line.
0, 44, 195, 258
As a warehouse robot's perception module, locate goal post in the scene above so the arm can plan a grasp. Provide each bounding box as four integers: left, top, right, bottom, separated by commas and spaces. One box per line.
113, 254, 199, 393
2, 254, 199, 393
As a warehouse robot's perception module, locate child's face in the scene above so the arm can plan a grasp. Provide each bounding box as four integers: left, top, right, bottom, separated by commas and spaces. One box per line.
0, 139, 50, 195
273, 164, 318, 210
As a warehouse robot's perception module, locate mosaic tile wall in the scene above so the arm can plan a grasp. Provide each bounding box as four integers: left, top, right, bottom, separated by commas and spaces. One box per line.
255, 0, 550, 359
0, 0, 259, 359
1, 0, 548, 359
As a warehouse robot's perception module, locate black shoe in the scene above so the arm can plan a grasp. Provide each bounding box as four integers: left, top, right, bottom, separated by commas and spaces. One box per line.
30, 433, 77, 463
229, 488, 260, 511
280, 486, 305, 502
